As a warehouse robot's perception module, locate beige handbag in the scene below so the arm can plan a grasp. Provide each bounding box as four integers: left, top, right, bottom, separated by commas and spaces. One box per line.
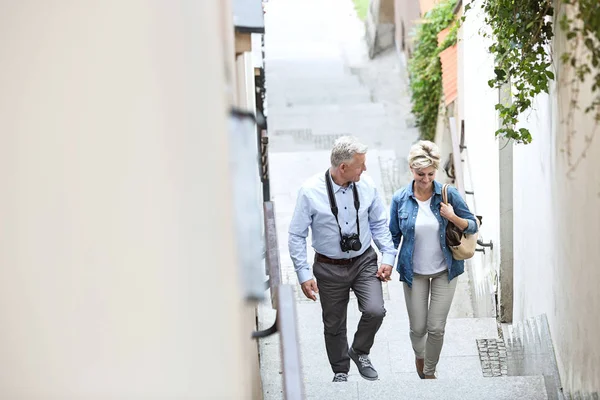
442, 184, 480, 260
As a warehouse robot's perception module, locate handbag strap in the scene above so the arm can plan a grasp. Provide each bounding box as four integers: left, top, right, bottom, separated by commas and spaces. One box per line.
442, 184, 449, 204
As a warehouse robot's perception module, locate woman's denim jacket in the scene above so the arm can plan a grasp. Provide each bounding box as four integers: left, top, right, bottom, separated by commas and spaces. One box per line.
389, 180, 478, 288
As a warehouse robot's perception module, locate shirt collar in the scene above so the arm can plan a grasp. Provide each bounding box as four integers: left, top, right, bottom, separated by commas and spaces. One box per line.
328, 171, 353, 193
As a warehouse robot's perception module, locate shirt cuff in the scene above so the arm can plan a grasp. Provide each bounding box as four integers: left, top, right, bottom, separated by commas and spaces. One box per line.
296, 268, 313, 284
381, 252, 396, 267
465, 219, 477, 235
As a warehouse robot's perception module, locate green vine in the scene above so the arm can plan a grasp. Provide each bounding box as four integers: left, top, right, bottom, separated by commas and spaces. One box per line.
478, 0, 555, 144
409, 0, 458, 141
476, 0, 600, 146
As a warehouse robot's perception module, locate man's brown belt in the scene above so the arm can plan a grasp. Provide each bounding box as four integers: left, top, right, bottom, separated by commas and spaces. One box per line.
315, 252, 355, 265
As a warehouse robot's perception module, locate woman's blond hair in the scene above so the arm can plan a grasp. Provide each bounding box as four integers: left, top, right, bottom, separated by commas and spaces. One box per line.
408, 140, 441, 170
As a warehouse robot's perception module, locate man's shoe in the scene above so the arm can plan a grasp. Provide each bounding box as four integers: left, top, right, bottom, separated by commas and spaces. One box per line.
348, 348, 378, 381
332, 373, 348, 382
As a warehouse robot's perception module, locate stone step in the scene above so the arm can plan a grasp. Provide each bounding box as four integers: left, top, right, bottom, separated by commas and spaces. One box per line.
268, 90, 371, 103
268, 103, 387, 117
266, 60, 349, 74
259, 295, 502, 388
262, 375, 548, 400
267, 82, 367, 94
268, 94, 374, 107
500, 315, 562, 399
268, 121, 407, 136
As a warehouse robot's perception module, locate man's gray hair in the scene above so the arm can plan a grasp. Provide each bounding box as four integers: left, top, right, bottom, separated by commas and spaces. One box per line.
330, 136, 368, 167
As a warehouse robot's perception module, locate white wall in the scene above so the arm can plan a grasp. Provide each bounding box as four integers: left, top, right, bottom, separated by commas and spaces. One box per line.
0, 1, 255, 398
512, 92, 556, 322
512, 15, 600, 392
460, 0, 501, 313
460, 1, 600, 393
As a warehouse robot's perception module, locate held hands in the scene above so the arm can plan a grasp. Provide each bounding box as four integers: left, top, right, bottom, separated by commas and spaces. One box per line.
440, 202, 457, 222
301, 264, 392, 300
376, 264, 393, 281
301, 279, 319, 301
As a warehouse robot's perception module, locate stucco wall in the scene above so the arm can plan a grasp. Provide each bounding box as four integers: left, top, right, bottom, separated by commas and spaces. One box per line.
366, 0, 396, 57
459, 0, 501, 314
512, 92, 556, 324
460, 0, 600, 393
394, 0, 421, 56
512, 16, 600, 393
0, 1, 256, 398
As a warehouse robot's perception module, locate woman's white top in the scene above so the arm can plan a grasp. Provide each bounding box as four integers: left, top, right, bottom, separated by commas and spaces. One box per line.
412, 196, 447, 275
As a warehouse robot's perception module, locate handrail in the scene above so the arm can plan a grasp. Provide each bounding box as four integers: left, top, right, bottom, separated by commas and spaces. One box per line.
252, 285, 305, 400
277, 285, 305, 400
448, 117, 466, 198
263, 201, 282, 308
257, 201, 304, 399
449, 118, 492, 254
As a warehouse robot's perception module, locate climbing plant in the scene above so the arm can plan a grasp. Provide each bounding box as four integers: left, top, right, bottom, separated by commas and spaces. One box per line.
476, 0, 600, 145
408, 0, 458, 141
477, 0, 554, 144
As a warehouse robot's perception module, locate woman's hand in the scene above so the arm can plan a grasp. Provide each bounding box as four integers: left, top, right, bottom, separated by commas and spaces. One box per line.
440, 202, 469, 231
440, 202, 456, 221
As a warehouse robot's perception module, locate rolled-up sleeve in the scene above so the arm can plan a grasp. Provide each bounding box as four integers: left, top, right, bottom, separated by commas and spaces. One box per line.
368, 187, 396, 266
288, 188, 313, 284
449, 187, 478, 235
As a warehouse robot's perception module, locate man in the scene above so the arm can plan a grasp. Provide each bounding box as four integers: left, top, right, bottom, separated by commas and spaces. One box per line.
288, 136, 396, 383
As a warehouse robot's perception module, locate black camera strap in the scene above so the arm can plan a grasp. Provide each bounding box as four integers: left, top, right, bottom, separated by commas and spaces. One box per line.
325, 169, 361, 238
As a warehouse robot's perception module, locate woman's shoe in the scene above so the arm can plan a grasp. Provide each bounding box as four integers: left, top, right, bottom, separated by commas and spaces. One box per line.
415, 358, 425, 379
424, 374, 437, 379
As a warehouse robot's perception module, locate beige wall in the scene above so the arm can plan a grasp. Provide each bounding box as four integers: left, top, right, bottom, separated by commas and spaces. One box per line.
377, 0, 396, 24
235, 47, 264, 400
0, 1, 257, 398
419, 0, 440, 14
394, 0, 421, 56
512, 7, 600, 393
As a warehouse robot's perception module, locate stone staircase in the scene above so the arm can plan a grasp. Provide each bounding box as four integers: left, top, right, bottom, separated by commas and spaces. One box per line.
261, 0, 551, 398
258, 280, 549, 399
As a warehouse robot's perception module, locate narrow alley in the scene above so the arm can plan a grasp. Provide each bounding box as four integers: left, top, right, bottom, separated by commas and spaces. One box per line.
2, 1, 598, 399
256, 0, 548, 398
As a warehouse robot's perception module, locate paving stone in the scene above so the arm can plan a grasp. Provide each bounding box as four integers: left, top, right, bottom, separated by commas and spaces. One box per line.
356, 375, 548, 400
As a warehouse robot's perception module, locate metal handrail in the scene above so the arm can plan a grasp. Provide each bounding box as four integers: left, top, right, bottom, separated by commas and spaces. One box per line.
254, 201, 305, 399
277, 285, 305, 400
448, 117, 466, 198
252, 285, 305, 400
263, 201, 282, 308
450, 118, 491, 254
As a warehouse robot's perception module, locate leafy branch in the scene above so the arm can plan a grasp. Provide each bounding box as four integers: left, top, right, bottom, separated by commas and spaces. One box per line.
478, 0, 555, 144
477, 0, 600, 147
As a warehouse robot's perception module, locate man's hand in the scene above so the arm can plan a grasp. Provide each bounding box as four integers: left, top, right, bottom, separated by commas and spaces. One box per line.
301, 279, 319, 301
376, 264, 393, 281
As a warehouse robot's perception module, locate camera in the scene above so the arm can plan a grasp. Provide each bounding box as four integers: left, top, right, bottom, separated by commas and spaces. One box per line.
340, 233, 362, 252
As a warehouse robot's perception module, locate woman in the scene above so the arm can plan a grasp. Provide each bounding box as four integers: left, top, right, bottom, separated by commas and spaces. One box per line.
389, 140, 478, 379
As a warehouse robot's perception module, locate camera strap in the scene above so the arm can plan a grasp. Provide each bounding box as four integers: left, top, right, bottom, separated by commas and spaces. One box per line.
325, 169, 361, 238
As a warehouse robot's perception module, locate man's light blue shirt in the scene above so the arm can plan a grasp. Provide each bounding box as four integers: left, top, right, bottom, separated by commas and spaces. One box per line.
288, 171, 396, 284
